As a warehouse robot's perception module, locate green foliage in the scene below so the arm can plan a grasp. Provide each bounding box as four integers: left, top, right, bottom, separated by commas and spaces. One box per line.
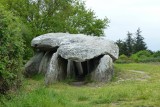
2, 0, 109, 37
117, 50, 160, 63
125, 32, 134, 56
130, 50, 152, 62
153, 51, 160, 58
138, 57, 160, 63
115, 54, 133, 63
116, 39, 128, 56
134, 28, 147, 53
119, 54, 129, 60
0, 5, 25, 94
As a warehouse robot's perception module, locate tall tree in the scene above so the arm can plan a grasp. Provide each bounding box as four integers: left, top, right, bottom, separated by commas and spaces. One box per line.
1, 0, 109, 37
116, 32, 134, 56
134, 28, 147, 53
116, 39, 127, 56
126, 32, 134, 56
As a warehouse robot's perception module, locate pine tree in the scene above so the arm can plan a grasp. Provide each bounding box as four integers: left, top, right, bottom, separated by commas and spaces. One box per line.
126, 32, 134, 56
134, 28, 147, 53
116, 39, 128, 56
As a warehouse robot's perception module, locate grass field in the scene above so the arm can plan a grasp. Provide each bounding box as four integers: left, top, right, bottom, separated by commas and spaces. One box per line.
1, 63, 160, 107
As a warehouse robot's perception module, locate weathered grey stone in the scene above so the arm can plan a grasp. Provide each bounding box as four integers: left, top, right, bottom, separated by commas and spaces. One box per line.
45, 52, 67, 85
58, 38, 118, 62
38, 51, 53, 74
91, 55, 113, 82
31, 33, 119, 61
31, 33, 86, 51
25, 52, 44, 77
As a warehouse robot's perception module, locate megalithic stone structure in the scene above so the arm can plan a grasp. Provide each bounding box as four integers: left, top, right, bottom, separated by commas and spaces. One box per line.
24, 33, 119, 85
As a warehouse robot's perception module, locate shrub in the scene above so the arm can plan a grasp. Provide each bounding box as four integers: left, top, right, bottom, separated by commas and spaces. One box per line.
130, 50, 153, 62
115, 54, 133, 63
138, 57, 160, 63
153, 51, 160, 58
0, 5, 25, 94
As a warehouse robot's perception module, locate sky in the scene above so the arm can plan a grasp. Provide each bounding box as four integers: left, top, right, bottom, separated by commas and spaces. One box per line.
84, 0, 160, 51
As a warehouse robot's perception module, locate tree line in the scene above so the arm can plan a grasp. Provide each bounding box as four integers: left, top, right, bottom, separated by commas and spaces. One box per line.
116, 28, 160, 63
116, 28, 147, 57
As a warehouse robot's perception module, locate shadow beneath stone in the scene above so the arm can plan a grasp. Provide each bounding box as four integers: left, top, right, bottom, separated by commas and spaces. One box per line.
69, 81, 88, 86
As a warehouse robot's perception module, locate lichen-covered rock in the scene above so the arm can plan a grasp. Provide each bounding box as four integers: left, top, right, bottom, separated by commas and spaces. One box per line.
31, 33, 86, 51
91, 55, 113, 82
58, 38, 118, 62
31, 33, 119, 61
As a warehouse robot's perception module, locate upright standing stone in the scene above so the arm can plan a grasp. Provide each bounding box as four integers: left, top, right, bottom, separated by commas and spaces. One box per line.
91, 55, 113, 82
25, 52, 44, 77
39, 51, 53, 74
45, 52, 67, 85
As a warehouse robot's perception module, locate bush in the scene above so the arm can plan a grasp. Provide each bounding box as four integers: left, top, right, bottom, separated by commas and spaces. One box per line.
138, 57, 160, 63
0, 5, 25, 94
130, 50, 153, 62
153, 51, 160, 58
115, 54, 133, 63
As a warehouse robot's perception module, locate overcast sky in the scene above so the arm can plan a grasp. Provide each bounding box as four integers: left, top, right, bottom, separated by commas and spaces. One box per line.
84, 0, 160, 51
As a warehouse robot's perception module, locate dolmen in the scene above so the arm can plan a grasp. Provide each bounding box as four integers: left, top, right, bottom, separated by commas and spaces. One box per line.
25, 33, 119, 85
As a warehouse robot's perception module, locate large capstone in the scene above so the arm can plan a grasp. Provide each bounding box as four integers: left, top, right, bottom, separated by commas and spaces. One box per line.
31, 33, 119, 60
25, 33, 119, 85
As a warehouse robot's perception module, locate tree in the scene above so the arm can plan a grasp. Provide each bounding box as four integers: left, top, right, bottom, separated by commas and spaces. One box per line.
116, 32, 134, 56
116, 28, 147, 56
134, 28, 147, 53
116, 39, 127, 56
1, 0, 109, 37
0, 5, 25, 94
126, 32, 134, 56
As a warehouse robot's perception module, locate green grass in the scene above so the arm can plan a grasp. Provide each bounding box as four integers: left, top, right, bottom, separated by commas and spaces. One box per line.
1, 63, 160, 107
